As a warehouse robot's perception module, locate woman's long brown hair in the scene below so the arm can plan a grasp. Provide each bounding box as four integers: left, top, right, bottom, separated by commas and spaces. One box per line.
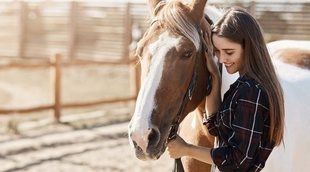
212, 7, 285, 145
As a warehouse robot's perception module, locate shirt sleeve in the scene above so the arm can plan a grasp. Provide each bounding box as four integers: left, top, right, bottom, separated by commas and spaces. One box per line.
204, 113, 219, 136
211, 85, 268, 171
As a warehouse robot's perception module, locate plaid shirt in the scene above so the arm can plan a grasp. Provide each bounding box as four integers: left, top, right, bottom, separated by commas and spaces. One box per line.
205, 75, 274, 172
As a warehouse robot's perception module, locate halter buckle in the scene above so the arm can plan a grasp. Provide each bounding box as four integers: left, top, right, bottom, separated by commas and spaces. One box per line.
168, 123, 179, 141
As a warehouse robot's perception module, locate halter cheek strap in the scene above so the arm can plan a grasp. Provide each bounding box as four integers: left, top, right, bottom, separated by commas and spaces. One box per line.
148, 2, 214, 142
167, 16, 214, 141
168, 64, 198, 140
167, 27, 201, 141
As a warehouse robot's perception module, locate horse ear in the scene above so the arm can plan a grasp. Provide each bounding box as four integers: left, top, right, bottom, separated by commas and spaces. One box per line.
148, 0, 162, 16
190, 0, 208, 24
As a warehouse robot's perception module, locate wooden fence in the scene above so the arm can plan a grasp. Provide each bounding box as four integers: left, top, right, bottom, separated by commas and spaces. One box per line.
0, 1, 309, 60
0, 54, 139, 122
0, 1, 309, 121
214, 1, 310, 41
0, 1, 133, 61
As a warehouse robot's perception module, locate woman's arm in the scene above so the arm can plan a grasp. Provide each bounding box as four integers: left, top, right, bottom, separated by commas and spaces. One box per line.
204, 56, 221, 117
184, 143, 214, 165
167, 135, 214, 165
201, 18, 222, 117
203, 42, 221, 136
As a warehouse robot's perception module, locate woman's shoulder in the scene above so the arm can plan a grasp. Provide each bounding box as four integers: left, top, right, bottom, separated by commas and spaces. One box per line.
235, 75, 269, 105
237, 75, 261, 88
237, 75, 266, 92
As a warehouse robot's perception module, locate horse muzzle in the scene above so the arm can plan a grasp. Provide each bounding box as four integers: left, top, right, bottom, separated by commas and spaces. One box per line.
128, 122, 168, 160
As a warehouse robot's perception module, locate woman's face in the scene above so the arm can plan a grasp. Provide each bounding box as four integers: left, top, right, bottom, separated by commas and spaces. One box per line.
212, 34, 245, 75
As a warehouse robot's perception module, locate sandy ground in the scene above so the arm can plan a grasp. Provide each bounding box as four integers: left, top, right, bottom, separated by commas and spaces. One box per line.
0, 109, 174, 172
0, 65, 174, 171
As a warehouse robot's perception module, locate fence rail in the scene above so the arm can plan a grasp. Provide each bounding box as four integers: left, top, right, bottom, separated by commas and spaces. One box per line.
0, 1, 309, 61
0, 1, 309, 121
0, 54, 139, 122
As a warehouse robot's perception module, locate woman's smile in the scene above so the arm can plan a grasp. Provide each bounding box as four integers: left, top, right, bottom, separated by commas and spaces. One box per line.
224, 63, 233, 67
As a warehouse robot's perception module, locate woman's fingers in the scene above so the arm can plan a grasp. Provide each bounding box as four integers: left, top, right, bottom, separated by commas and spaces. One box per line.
201, 33, 221, 82
201, 19, 220, 78
167, 135, 187, 159
206, 55, 220, 77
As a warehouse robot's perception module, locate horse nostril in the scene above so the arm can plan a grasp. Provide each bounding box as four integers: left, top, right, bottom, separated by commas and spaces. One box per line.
133, 141, 138, 149
148, 127, 160, 147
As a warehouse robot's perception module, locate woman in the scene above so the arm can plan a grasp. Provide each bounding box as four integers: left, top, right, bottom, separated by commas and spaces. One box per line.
167, 7, 285, 172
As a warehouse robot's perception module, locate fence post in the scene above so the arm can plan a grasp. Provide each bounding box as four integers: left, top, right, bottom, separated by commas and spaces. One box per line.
249, 1, 256, 17
50, 54, 62, 122
18, 1, 28, 58
68, 1, 78, 62
123, 3, 132, 60
125, 3, 139, 109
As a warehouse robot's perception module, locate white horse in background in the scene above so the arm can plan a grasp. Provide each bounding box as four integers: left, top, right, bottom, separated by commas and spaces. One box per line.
206, 6, 310, 171
263, 60, 310, 172
267, 40, 310, 69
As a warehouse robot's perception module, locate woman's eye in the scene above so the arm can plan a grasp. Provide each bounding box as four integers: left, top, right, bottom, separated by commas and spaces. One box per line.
226, 52, 234, 55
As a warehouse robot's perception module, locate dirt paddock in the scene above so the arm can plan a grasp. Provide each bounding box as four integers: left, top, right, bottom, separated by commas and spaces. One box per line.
0, 109, 174, 172
0, 64, 174, 172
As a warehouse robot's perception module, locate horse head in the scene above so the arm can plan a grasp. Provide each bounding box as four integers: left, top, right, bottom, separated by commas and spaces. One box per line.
128, 0, 213, 160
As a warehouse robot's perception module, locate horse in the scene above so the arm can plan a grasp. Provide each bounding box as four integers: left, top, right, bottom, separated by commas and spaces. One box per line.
267, 40, 310, 69
128, 0, 215, 171
128, 0, 310, 171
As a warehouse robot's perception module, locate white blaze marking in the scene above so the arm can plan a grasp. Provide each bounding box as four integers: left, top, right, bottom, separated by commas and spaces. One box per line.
129, 32, 181, 153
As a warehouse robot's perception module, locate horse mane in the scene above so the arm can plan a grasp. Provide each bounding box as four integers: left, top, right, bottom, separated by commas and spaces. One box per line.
156, 1, 201, 50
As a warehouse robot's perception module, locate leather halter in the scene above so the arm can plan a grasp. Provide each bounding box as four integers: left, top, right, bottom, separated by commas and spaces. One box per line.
166, 20, 213, 172
148, 16, 211, 141
147, 3, 214, 172
167, 24, 212, 141
148, 17, 201, 141
148, 0, 213, 155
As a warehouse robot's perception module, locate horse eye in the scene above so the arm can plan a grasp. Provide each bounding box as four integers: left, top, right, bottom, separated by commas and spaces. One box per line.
182, 51, 193, 59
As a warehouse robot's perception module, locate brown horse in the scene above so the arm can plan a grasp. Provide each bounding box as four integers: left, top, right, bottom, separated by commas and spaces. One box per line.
128, 0, 215, 171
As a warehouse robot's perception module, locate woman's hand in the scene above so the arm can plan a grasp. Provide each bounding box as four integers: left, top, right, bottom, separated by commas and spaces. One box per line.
167, 134, 215, 165
201, 19, 221, 81
167, 135, 189, 159
202, 20, 222, 116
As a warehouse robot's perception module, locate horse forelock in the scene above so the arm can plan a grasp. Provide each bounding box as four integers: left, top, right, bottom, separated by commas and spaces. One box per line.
156, 1, 201, 51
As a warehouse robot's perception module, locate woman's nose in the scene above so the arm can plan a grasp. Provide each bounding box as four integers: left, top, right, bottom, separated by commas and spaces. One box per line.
217, 54, 226, 64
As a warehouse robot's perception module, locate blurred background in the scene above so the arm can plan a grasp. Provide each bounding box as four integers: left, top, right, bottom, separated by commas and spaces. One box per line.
0, 0, 309, 171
